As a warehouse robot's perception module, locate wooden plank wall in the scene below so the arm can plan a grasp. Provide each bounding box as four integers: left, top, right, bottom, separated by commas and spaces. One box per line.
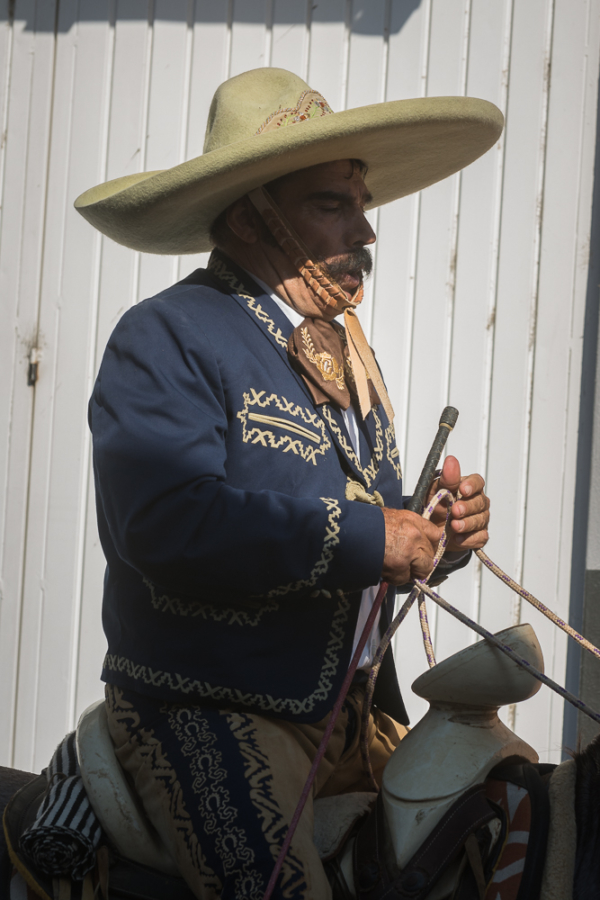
0, 0, 598, 771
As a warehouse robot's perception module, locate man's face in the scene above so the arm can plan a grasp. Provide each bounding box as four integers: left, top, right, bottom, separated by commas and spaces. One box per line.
267, 159, 376, 297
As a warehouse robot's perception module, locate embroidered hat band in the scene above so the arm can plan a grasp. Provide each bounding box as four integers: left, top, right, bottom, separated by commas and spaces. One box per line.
254, 90, 334, 135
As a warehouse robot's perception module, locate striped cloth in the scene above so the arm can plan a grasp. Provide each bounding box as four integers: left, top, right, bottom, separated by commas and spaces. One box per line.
20, 732, 102, 880
485, 779, 532, 899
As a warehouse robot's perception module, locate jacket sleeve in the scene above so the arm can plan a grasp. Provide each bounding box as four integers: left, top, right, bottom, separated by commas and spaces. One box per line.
90, 297, 385, 599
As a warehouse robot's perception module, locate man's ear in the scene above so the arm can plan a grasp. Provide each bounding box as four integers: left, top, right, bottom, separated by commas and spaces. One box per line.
226, 196, 260, 244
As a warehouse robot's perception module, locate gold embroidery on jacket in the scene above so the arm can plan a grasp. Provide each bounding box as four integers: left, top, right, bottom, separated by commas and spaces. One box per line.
245, 298, 288, 348
143, 578, 279, 626
208, 255, 252, 298
265, 497, 341, 598
320, 404, 383, 488
102, 592, 351, 716
237, 389, 330, 465
385, 422, 403, 481
300, 327, 345, 391
247, 413, 321, 444
208, 256, 288, 348
345, 478, 384, 507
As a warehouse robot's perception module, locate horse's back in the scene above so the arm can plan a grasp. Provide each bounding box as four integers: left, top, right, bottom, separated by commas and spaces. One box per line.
0, 766, 36, 896
574, 735, 600, 899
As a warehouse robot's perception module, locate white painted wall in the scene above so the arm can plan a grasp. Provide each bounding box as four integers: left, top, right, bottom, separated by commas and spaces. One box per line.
1, 0, 599, 772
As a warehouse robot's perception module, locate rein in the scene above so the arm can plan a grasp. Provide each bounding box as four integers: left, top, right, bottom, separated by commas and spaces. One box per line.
358, 487, 600, 787
263, 444, 600, 900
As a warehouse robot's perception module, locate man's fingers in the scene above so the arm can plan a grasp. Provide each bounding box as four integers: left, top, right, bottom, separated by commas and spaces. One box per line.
451, 493, 490, 520
459, 472, 485, 499
439, 455, 461, 493
381, 508, 443, 585
450, 510, 490, 534
411, 550, 436, 580
430, 493, 489, 528
449, 529, 489, 550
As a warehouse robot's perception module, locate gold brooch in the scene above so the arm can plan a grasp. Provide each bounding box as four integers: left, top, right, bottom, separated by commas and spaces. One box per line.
301, 328, 345, 391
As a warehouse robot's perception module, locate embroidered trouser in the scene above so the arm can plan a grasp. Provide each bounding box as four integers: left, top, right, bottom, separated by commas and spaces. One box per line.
104, 683, 406, 900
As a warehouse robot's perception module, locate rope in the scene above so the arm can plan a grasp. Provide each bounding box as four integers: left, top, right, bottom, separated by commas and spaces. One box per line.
359, 589, 419, 789
416, 581, 600, 726
418, 595, 436, 669
475, 549, 600, 661
359, 487, 455, 785
416, 486, 455, 670
264, 484, 600, 898
261, 579, 390, 900
358, 488, 600, 785
415, 479, 449, 669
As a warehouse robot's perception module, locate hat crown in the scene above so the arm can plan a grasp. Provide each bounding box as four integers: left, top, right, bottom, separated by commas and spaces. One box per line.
203, 68, 325, 154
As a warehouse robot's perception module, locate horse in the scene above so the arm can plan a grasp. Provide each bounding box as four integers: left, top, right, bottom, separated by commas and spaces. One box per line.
1, 623, 598, 900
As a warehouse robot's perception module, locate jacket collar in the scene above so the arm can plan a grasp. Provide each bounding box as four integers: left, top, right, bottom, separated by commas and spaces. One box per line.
205, 250, 383, 488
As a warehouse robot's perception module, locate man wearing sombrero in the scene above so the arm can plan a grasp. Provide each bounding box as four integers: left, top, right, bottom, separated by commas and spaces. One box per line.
76, 68, 498, 899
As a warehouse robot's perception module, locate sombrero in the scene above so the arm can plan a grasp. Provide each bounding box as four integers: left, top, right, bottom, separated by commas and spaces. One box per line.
74, 67, 503, 255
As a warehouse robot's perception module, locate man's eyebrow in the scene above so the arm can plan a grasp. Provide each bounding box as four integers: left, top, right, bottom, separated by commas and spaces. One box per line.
305, 189, 374, 205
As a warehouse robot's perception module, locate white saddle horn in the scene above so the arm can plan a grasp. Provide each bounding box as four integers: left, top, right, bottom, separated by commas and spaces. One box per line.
381, 623, 543, 869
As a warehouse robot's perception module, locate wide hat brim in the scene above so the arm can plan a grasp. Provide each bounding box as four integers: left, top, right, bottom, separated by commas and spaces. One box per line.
74, 96, 503, 255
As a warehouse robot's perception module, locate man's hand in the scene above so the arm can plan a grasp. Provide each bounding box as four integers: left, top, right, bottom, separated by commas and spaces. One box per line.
428, 455, 490, 552
381, 508, 443, 585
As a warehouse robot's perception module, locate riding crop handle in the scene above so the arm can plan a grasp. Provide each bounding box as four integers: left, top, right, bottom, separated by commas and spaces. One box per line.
406, 407, 459, 513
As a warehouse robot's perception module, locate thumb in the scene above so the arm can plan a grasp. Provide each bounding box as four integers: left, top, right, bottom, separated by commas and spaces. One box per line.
439, 455, 461, 493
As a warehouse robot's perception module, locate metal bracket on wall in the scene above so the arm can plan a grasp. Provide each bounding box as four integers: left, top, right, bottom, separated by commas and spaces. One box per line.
27, 347, 41, 386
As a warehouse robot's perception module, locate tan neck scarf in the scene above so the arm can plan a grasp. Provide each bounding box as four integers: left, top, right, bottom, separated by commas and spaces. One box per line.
247, 187, 394, 423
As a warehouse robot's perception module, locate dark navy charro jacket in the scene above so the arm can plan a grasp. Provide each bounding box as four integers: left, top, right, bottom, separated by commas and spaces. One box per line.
90, 252, 466, 724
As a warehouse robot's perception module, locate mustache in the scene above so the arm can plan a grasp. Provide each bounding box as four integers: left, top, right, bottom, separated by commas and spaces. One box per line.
317, 248, 373, 283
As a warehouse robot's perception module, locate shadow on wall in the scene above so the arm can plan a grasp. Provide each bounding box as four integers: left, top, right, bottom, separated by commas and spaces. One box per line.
563, 65, 600, 757
8, 0, 423, 36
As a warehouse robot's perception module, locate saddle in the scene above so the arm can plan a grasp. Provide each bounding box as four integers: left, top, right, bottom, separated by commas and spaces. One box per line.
323, 623, 558, 899
3, 624, 556, 900
4, 774, 195, 900
325, 759, 556, 900
3, 701, 194, 900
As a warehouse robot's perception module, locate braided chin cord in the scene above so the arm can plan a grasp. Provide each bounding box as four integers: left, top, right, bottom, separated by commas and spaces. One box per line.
247, 186, 396, 422
359, 488, 600, 789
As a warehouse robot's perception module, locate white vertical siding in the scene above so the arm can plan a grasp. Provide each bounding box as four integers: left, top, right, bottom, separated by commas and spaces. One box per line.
0, 0, 60, 769
11, 0, 116, 769
0, 0, 598, 770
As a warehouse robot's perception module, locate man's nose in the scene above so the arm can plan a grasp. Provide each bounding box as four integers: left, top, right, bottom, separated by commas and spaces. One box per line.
350, 211, 376, 247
